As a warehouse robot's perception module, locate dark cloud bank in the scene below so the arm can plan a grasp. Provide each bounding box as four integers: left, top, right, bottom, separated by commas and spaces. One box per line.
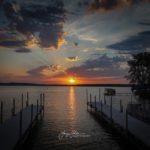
0, 0, 66, 49
108, 31, 150, 52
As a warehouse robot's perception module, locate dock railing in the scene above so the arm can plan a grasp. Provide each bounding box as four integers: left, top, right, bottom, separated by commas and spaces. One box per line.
0, 92, 45, 150
86, 89, 150, 149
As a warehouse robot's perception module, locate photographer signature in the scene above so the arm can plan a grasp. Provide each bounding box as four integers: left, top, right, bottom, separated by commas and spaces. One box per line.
58, 130, 91, 141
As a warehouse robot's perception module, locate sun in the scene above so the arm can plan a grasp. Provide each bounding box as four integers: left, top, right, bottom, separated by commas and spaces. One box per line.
68, 78, 76, 84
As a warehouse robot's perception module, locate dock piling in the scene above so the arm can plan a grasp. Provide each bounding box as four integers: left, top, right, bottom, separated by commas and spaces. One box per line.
99, 88, 101, 102
120, 99, 123, 112
90, 94, 92, 111
19, 110, 22, 138
12, 98, 16, 116
42, 93, 45, 116
21, 94, 24, 109
126, 109, 128, 131
94, 96, 97, 111
110, 96, 112, 120
86, 89, 88, 102
86, 89, 88, 110
0, 101, 3, 124
40, 94, 42, 106
26, 92, 29, 107
40, 93, 42, 116
104, 95, 106, 105
37, 99, 39, 114
31, 104, 33, 123
131, 94, 133, 104
100, 100, 103, 113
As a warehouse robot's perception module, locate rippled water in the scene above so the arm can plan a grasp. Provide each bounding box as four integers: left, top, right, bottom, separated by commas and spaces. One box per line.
0, 86, 136, 150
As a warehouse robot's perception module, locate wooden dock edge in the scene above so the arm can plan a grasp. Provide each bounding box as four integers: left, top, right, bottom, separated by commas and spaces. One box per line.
88, 108, 150, 150
14, 114, 41, 150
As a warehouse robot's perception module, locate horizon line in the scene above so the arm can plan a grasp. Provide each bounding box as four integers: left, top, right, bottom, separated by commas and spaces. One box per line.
0, 82, 132, 87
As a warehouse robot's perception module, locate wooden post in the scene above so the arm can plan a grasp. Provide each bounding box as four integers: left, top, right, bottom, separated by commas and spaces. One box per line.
94, 96, 96, 111
131, 94, 133, 104
126, 109, 128, 131
0, 101, 3, 124
26, 92, 29, 107
42, 93, 45, 116
12, 98, 15, 116
130, 94, 133, 113
90, 94, 91, 104
21, 94, 24, 110
86, 89, 88, 102
31, 104, 33, 123
120, 99, 123, 112
89, 94, 92, 111
86, 89, 88, 110
37, 99, 39, 113
101, 100, 103, 113
40, 94, 42, 117
19, 110, 22, 138
40, 94, 42, 107
99, 88, 101, 102
110, 96, 112, 120
104, 95, 106, 105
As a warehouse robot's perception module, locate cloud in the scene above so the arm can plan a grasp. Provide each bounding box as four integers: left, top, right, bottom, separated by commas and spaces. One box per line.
107, 31, 150, 52
66, 56, 80, 62
14, 47, 31, 53
139, 22, 150, 26
88, 0, 150, 13
95, 47, 106, 51
146, 47, 150, 52
48, 64, 65, 72
27, 66, 47, 76
55, 54, 128, 78
0, 40, 26, 48
0, 0, 66, 49
27, 64, 65, 77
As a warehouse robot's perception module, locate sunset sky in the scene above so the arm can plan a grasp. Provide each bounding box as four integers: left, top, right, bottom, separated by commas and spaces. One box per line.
0, 0, 150, 84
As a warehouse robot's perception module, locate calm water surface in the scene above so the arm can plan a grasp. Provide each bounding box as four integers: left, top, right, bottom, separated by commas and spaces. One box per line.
0, 86, 135, 150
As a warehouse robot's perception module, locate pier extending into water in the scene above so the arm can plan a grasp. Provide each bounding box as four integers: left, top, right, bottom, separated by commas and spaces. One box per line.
86, 90, 150, 150
0, 93, 45, 150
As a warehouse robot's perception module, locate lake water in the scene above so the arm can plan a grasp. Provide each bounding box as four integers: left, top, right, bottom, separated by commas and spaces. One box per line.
0, 86, 136, 150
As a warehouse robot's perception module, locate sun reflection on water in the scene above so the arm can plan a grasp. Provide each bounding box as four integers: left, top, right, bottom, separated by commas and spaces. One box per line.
68, 86, 76, 128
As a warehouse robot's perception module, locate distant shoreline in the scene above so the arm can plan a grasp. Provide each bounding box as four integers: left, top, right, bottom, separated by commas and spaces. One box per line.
0, 83, 132, 87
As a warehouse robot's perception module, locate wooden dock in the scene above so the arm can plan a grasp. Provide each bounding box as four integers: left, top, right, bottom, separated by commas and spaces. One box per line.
87, 97, 150, 149
0, 93, 45, 150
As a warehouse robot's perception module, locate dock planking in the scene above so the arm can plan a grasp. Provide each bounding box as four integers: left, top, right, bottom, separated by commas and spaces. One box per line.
0, 105, 43, 150
88, 101, 150, 148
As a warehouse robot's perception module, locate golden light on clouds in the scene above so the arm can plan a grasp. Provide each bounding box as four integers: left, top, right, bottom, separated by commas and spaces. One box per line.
95, 47, 106, 51
42, 33, 67, 51
26, 36, 39, 48
66, 56, 80, 62
57, 35, 67, 48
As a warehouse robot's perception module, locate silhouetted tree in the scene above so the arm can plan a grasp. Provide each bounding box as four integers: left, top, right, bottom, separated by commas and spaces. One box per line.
126, 52, 150, 85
